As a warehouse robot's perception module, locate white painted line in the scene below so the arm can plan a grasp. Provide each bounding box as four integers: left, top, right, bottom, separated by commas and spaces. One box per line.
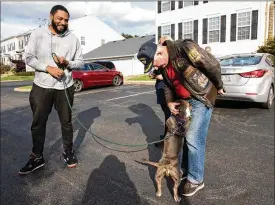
75, 85, 140, 96
105, 90, 155, 102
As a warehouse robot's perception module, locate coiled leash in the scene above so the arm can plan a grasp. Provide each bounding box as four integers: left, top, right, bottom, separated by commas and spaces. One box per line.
52, 53, 180, 149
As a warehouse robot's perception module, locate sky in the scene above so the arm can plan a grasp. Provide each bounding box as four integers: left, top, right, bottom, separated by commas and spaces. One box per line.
1, 1, 156, 40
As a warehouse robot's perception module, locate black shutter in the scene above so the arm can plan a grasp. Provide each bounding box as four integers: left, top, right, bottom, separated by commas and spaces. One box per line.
178, 23, 182, 39
179, 1, 183, 9
158, 26, 161, 42
220, 15, 226, 42
171, 24, 175, 40
203, 1, 208, 3
230, 13, 237, 41
171, 1, 175, 10
251, 10, 258, 40
203, 18, 208, 44
194, 1, 199, 5
158, 1, 161, 13
193, 20, 198, 43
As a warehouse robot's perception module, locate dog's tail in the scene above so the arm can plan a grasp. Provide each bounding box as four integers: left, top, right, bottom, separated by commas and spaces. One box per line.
141, 158, 159, 168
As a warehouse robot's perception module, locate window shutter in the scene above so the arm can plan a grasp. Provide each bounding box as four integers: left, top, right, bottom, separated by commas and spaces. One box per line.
158, 26, 161, 42
220, 15, 226, 42
194, 1, 199, 5
230, 13, 237, 41
158, 1, 161, 13
251, 10, 258, 40
171, 1, 175, 10
203, 18, 208, 44
179, 1, 183, 9
178, 22, 182, 39
171, 24, 175, 40
193, 20, 198, 43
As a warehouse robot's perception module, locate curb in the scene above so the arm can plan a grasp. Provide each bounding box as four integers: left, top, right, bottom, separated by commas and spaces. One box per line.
13, 81, 155, 93
14, 87, 31, 92
124, 81, 155, 85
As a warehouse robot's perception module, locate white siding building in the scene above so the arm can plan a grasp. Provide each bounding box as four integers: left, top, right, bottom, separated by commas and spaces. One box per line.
83, 35, 155, 76
1, 14, 124, 71
156, 1, 275, 57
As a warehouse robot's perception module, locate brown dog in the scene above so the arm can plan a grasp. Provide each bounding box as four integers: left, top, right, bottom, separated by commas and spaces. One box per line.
142, 100, 192, 202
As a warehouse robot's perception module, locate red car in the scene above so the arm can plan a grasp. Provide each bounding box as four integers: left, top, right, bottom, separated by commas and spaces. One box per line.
72, 62, 123, 92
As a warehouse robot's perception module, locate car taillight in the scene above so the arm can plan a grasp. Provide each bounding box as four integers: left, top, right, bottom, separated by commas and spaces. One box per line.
239, 69, 267, 78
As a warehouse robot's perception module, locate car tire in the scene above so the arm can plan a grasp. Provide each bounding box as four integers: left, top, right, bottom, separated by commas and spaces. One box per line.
112, 75, 122, 86
74, 79, 83, 92
262, 86, 274, 109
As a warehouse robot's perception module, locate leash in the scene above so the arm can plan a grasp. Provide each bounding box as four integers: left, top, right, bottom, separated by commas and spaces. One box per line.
52, 53, 183, 148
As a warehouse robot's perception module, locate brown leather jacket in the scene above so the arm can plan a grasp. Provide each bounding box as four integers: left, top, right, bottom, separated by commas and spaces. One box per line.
160, 40, 223, 108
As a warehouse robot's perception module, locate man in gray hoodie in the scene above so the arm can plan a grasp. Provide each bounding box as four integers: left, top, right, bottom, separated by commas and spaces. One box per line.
19, 5, 84, 175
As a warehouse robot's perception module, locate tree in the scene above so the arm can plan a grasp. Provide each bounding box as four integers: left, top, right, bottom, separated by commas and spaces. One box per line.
121, 33, 139, 39
257, 37, 275, 56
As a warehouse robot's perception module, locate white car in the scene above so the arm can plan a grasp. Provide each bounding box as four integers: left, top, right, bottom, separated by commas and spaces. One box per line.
217, 53, 274, 109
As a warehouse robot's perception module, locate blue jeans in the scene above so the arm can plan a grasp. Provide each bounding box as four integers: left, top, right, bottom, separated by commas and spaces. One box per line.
179, 98, 213, 184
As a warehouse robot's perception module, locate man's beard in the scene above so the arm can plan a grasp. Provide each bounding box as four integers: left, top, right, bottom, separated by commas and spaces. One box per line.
51, 19, 68, 34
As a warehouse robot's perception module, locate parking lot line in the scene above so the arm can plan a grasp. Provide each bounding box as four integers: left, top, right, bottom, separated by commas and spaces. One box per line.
105, 90, 155, 102
75, 85, 141, 97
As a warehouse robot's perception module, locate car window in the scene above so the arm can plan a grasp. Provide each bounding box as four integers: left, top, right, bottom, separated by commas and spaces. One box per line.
266, 55, 275, 67
94, 61, 114, 69
75, 63, 91, 71
90, 63, 106, 71
220, 56, 262, 66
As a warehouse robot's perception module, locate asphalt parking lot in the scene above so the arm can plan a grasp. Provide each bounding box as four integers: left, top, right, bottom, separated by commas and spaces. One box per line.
1, 81, 274, 205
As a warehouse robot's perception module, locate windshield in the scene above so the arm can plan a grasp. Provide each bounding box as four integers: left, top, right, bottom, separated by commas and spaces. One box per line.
219, 56, 262, 66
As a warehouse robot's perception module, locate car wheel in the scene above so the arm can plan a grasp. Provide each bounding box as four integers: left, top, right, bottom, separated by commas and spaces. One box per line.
74, 79, 83, 92
112, 75, 122, 86
262, 86, 274, 109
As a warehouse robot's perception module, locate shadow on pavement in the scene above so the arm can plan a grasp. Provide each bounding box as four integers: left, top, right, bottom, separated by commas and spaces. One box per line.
44, 107, 101, 156
125, 103, 163, 192
76, 155, 149, 205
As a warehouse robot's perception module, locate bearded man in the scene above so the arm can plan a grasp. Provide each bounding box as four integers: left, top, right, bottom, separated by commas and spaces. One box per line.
19, 5, 84, 175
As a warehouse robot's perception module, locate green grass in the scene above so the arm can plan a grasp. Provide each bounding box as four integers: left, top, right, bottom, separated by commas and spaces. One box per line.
1, 75, 34, 81
127, 74, 154, 81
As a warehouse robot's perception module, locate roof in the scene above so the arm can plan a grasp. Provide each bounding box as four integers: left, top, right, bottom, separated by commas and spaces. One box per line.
1, 29, 34, 42
83, 34, 155, 60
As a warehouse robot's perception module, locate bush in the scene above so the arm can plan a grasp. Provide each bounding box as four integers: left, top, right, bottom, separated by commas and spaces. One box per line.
15, 71, 35, 76
257, 37, 275, 56
0, 64, 12, 75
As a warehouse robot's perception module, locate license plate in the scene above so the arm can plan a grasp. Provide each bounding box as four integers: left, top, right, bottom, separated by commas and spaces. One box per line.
222, 75, 231, 82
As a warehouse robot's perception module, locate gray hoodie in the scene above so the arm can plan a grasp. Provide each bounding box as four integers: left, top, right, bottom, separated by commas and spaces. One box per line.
25, 25, 84, 90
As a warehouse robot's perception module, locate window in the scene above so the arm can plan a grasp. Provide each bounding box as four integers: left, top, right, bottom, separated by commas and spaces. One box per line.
78, 64, 91, 71
220, 56, 262, 66
184, 1, 193, 7
237, 11, 251, 40
208, 16, 220, 43
12, 42, 15, 51
161, 25, 171, 37
81, 36, 85, 45
161, 1, 170, 12
183, 21, 193, 39
90, 63, 105, 71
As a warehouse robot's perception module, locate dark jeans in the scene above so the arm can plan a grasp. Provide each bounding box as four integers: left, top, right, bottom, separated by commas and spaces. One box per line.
160, 103, 171, 139
29, 83, 74, 157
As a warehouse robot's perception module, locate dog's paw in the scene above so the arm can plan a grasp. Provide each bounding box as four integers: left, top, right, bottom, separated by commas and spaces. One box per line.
156, 191, 162, 197
174, 196, 181, 202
